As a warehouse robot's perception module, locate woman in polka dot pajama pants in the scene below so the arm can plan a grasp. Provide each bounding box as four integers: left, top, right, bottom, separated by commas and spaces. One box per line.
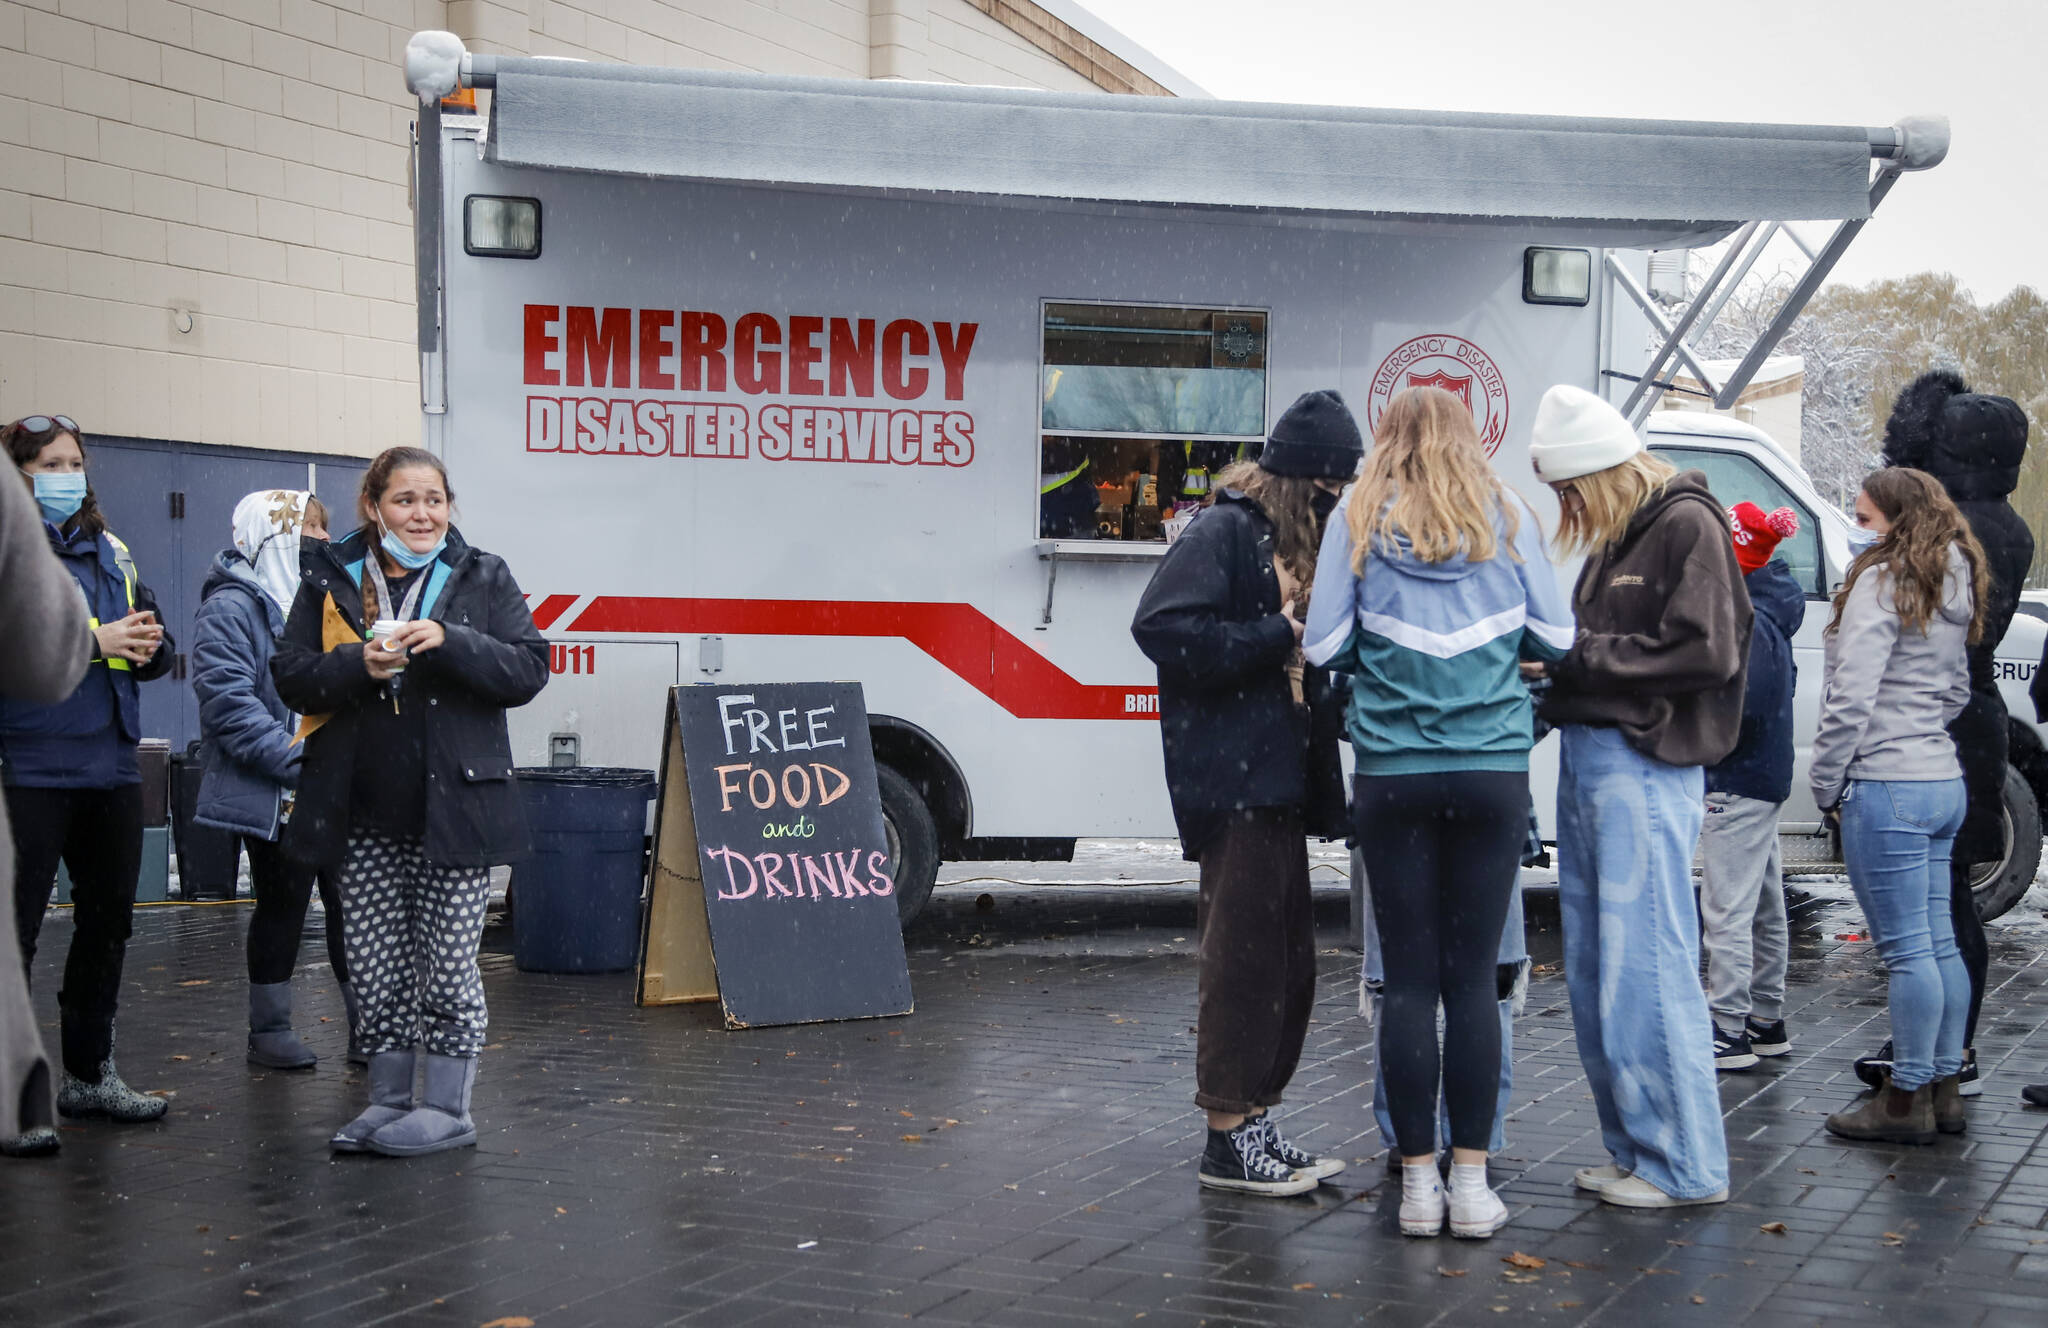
272, 448, 549, 1159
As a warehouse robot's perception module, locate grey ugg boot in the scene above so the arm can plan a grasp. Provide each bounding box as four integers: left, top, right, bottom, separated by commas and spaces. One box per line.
367, 1052, 477, 1157
248, 982, 317, 1070
330, 1050, 416, 1153
339, 983, 368, 1066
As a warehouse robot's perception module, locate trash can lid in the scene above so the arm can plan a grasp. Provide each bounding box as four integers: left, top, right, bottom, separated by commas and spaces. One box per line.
514, 766, 656, 788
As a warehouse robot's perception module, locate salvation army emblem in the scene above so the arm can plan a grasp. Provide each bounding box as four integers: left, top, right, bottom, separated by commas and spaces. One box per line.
1367, 335, 1510, 456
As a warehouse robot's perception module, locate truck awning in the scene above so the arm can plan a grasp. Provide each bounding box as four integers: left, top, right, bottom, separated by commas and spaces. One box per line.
475, 56, 1882, 248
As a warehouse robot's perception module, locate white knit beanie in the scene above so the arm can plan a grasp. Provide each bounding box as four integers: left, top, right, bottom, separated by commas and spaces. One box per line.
1527, 384, 1644, 482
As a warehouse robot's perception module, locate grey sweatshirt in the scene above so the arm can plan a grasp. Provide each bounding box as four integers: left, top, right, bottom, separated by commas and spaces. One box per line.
1809, 543, 1972, 811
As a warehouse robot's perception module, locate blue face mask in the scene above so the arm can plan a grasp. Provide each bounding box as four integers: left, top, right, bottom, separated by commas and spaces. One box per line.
27, 471, 87, 524
1845, 525, 1883, 556
380, 526, 446, 571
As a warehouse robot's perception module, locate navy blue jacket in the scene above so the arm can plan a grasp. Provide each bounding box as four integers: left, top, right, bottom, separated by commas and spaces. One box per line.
1706, 557, 1806, 804
193, 552, 301, 840
0, 520, 171, 788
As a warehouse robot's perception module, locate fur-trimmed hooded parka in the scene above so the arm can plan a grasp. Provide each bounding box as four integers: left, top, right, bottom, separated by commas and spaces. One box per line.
1882, 368, 2034, 865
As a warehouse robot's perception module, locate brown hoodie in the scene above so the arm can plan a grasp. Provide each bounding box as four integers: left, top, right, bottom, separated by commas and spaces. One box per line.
1541, 471, 1753, 767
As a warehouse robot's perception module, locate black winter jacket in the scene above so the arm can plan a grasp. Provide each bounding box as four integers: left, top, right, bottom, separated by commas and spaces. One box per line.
1131, 492, 1343, 858
271, 527, 549, 869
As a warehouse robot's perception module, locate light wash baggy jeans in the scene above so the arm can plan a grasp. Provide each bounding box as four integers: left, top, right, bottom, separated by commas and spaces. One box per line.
1361, 861, 1526, 1154
1699, 792, 1790, 1035
1557, 725, 1730, 1199
1839, 777, 1969, 1092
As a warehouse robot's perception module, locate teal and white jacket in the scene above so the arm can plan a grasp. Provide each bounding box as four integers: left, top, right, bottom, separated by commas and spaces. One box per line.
1303, 490, 1574, 775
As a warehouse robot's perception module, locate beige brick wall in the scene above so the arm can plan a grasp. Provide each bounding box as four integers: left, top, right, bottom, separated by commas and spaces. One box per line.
0, 0, 1149, 458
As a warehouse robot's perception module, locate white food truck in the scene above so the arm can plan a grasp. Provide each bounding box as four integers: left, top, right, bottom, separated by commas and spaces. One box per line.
398, 33, 2044, 922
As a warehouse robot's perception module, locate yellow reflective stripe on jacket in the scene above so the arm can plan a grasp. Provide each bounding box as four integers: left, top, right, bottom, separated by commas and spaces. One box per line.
89, 531, 139, 671
1040, 462, 1088, 494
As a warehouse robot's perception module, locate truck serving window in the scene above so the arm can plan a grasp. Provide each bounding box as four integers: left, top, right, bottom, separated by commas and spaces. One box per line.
1651, 445, 1824, 597
1039, 302, 1268, 542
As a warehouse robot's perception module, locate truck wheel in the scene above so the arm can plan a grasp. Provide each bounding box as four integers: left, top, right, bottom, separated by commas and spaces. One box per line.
877, 762, 940, 927
1970, 763, 2042, 922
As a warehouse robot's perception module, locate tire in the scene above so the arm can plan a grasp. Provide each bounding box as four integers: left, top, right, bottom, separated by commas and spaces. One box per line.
876, 762, 940, 927
1970, 762, 2041, 922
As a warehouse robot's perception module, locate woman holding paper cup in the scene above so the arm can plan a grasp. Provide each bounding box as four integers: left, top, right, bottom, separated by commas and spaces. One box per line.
1, 414, 174, 1145
272, 446, 548, 1157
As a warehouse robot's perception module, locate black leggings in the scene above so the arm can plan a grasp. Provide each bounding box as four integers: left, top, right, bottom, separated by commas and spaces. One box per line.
245, 836, 347, 986
1354, 769, 1527, 1156
6, 784, 143, 1078
1950, 857, 1988, 1047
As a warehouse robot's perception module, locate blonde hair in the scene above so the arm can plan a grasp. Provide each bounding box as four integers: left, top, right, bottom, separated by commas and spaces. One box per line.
1346, 386, 1518, 571
1551, 451, 1678, 556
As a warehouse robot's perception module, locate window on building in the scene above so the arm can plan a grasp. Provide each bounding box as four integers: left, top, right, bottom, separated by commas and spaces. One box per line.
1039, 302, 1269, 541
1651, 445, 1824, 596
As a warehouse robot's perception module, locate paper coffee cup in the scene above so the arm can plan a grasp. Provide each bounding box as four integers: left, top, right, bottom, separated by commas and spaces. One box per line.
370, 619, 409, 671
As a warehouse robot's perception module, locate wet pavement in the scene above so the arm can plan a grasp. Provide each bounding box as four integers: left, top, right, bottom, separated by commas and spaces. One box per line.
5, 847, 2048, 1327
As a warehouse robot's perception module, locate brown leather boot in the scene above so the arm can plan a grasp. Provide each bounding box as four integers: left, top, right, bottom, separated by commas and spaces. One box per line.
1932, 1074, 1966, 1134
1826, 1071, 1935, 1144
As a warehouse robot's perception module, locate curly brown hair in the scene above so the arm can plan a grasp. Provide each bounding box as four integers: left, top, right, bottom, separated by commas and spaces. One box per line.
1830, 467, 1990, 643
4, 415, 105, 538
1211, 459, 1325, 590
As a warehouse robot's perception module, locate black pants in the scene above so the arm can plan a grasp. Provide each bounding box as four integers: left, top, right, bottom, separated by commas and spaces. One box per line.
245, 836, 347, 986
1950, 857, 1988, 1047
6, 784, 143, 1079
1354, 769, 1527, 1156
1194, 807, 1316, 1115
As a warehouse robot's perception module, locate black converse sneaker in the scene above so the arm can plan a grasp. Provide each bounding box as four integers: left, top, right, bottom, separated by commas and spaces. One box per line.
1199, 1120, 1317, 1196
1251, 1114, 1345, 1181
1745, 1017, 1792, 1057
1713, 1027, 1758, 1071
1958, 1048, 1983, 1098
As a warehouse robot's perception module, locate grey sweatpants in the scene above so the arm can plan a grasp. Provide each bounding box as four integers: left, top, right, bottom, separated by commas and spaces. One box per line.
337, 832, 493, 1058
1699, 792, 1789, 1035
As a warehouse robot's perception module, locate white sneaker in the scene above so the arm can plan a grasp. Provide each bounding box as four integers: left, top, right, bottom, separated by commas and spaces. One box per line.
1400, 1161, 1446, 1236
1572, 1162, 1632, 1193
1597, 1175, 1728, 1209
1447, 1162, 1508, 1238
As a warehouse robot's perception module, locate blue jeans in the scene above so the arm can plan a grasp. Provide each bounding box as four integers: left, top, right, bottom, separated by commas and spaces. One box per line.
1556, 726, 1729, 1199
1363, 870, 1524, 1153
1839, 777, 1968, 1091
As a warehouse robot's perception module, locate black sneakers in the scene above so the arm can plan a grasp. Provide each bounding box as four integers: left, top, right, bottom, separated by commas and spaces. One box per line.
1252, 1114, 1345, 1181
1746, 1017, 1791, 1057
1958, 1048, 1983, 1098
1198, 1119, 1317, 1196
1713, 1027, 1758, 1071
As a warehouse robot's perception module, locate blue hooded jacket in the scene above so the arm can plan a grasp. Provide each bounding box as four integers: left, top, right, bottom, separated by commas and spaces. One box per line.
1706, 556, 1806, 804
192, 550, 301, 840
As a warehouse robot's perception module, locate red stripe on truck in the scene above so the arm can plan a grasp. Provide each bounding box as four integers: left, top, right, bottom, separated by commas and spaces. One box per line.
528, 594, 579, 631
563, 596, 1160, 721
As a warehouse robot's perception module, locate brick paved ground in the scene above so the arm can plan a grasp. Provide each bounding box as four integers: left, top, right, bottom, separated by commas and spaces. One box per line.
4, 860, 2048, 1327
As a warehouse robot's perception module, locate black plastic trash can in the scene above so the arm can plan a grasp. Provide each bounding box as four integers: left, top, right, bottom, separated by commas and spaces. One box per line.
171, 742, 242, 900
510, 767, 657, 974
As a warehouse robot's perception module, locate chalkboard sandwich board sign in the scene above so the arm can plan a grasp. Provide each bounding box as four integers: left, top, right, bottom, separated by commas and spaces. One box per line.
637, 682, 914, 1028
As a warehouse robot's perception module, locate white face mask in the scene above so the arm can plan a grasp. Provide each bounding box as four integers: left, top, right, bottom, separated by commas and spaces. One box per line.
1845, 525, 1883, 556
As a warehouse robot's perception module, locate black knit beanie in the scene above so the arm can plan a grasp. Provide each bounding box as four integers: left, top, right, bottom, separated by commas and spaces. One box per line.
1259, 390, 1364, 479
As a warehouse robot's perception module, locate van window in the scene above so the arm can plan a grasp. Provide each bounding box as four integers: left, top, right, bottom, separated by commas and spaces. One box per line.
1650, 445, 1824, 596
1040, 302, 1268, 541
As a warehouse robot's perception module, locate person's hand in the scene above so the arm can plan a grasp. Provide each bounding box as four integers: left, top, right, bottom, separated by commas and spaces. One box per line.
1519, 661, 1548, 680
364, 636, 405, 681
390, 620, 445, 654
1822, 805, 1842, 833
93, 610, 162, 665
1282, 598, 1305, 644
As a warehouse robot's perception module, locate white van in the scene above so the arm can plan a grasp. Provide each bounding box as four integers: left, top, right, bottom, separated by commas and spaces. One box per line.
1638, 412, 2044, 918
396, 34, 2025, 921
